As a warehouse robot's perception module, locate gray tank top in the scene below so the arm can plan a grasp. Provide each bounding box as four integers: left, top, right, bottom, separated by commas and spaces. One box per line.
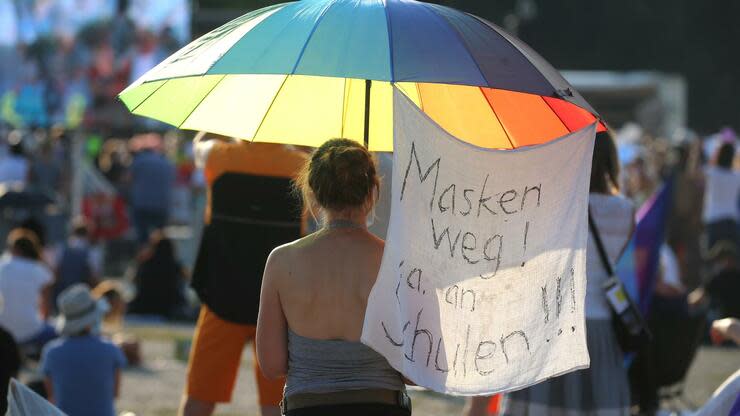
284, 329, 405, 397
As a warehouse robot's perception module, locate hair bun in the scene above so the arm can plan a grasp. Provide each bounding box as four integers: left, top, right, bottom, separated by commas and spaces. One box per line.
296, 139, 379, 212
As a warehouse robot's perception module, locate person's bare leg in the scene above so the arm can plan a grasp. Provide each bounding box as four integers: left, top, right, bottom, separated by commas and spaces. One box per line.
178, 396, 216, 416
462, 396, 490, 416
260, 405, 281, 416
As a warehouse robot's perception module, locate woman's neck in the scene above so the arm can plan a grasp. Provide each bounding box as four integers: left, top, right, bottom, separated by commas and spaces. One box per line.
324, 210, 367, 229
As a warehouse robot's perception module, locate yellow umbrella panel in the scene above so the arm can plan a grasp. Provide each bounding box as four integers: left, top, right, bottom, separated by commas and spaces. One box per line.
119, 74, 601, 152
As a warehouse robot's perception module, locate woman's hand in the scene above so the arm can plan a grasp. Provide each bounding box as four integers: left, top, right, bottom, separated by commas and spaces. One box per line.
711, 318, 740, 345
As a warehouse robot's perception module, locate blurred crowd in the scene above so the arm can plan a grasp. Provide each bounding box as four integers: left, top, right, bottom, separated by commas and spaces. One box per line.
607, 124, 740, 415
0, 0, 190, 132
618, 124, 739, 290
0, 19, 738, 408
0, 119, 736, 415
0, 127, 202, 243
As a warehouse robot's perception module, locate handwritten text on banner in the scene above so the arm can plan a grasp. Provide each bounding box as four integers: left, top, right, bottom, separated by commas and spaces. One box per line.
361, 88, 597, 395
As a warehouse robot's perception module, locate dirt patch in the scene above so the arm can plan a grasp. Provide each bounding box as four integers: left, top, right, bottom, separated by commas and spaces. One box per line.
117, 339, 739, 415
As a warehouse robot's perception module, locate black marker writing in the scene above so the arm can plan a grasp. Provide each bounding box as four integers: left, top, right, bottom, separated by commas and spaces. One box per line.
521, 221, 530, 267
460, 189, 474, 216
477, 174, 496, 218
381, 320, 410, 347
438, 184, 456, 214
498, 189, 518, 214
474, 341, 497, 376
500, 331, 531, 364
400, 141, 441, 211
404, 309, 433, 366
521, 184, 541, 211
431, 218, 461, 258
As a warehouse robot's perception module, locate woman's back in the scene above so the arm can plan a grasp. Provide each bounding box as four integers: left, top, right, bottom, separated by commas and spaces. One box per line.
270, 226, 406, 401
256, 139, 410, 415
275, 227, 383, 341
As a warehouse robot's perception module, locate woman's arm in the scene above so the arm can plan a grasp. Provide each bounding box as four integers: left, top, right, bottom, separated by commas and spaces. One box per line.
44, 377, 54, 404
40, 283, 53, 320
114, 368, 121, 398
256, 247, 289, 379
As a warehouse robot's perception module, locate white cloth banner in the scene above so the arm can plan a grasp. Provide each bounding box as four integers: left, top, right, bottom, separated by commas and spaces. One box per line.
361, 88, 596, 395
7, 379, 67, 415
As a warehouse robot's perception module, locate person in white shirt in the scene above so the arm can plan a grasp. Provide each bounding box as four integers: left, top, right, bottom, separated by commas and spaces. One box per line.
703, 141, 740, 249
506, 131, 634, 416
0, 228, 55, 351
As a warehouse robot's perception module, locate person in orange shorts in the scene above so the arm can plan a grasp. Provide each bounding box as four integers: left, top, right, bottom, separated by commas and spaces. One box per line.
179, 134, 306, 416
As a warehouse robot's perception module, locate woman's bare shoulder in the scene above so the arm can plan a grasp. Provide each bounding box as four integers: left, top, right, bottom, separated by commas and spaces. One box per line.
365, 232, 385, 254
267, 233, 320, 271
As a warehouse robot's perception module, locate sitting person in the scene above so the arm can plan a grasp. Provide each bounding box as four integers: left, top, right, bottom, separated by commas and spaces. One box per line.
704, 241, 740, 319
53, 219, 99, 305
128, 230, 187, 320
256, 139, 410, 416
41, 284, 126, 416
694, 318, 740, 416
92, 280, 141, 366
0, 324, 21, 414
0, 228, 55, 353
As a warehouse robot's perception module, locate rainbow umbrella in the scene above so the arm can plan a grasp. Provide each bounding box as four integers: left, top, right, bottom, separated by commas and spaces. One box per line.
119, 0, 604, 151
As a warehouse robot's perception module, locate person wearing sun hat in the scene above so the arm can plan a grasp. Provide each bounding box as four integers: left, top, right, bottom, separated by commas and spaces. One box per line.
40, 284, 126, 416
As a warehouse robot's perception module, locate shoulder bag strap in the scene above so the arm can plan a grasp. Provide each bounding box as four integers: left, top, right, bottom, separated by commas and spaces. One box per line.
588, 208, 615, 276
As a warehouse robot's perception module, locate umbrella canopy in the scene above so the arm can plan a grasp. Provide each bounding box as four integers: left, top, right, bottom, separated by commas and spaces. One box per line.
120, 0, 604, 151
0, 183, 55, 209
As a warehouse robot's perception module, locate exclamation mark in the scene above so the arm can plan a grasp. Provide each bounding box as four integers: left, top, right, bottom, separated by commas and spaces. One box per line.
521, 221, 530, 267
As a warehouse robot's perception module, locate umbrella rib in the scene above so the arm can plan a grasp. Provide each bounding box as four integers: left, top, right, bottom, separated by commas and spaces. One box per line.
178, 75, 227, 128
415, 83, 424, 112
382, 0, 395, 82
340, 77, 347, 138
422, 3, 490, 87
290, 0, 336, 74
128, 79, 170, 113
480, 87, 515, 149
253, 75, 290, 141
203, 3, 292, 75
540, 96, 571, 132
466, 12, 564, 101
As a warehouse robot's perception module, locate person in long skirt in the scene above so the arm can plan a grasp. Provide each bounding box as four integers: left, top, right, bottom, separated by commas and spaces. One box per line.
505, 131, 634, 416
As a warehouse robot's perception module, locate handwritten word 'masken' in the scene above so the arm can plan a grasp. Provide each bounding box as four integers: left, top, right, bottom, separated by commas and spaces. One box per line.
400, 141, 541, 217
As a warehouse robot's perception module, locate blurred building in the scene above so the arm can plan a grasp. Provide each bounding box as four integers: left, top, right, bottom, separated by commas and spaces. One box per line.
563, 71, 687, 138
